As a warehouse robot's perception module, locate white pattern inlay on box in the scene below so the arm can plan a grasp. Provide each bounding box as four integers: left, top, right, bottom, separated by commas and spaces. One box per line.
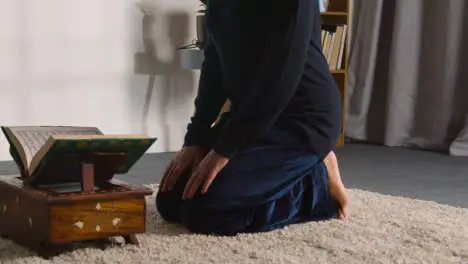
74, 221, 84, 229
112, 218, 121, 226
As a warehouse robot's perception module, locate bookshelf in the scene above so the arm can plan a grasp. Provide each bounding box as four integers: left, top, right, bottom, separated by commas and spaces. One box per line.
321, 0, 350, 147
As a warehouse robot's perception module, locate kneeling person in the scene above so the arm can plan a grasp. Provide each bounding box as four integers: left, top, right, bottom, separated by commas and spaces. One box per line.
156, 0, 348, 236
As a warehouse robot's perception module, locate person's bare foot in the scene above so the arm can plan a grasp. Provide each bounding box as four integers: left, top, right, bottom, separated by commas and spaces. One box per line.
323, 151, 349, 220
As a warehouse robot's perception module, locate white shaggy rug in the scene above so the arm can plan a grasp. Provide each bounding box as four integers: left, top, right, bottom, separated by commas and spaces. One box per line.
1, 184, 468, 264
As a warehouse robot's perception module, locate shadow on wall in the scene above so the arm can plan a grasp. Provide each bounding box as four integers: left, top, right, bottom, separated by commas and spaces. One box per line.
132, 6, 195, 151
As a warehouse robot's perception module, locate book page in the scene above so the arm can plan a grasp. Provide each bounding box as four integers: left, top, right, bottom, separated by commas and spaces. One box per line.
8, 126, 103, 167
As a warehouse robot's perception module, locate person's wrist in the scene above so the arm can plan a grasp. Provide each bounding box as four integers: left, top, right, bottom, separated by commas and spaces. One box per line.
210, 149, 229, 160
212, 144, 236, 160
183, 145, 210, 154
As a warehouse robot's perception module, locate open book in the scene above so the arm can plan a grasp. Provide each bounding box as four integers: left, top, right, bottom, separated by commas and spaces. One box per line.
1, 126, 156, 177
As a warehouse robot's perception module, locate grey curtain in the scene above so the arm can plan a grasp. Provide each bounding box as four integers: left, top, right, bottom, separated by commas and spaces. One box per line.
346, 0, 468, 156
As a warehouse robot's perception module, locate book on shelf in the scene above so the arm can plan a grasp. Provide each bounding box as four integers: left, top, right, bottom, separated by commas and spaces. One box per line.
1, 126, 157, 178
321, 24, 347, 71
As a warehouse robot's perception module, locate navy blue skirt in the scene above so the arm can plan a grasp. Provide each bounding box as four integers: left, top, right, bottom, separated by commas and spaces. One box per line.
156, 118, 337, 235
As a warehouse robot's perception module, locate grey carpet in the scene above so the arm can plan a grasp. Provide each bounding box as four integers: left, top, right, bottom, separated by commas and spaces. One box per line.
0, 143, 466, 208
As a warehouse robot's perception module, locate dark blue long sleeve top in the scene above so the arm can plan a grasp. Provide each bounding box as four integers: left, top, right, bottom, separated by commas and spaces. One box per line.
184, 0, 342, 160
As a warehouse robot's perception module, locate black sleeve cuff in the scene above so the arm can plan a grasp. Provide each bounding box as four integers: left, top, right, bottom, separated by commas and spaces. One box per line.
212, 141, 237, 159
211, 124, 241, 159
183, 124, 217, 148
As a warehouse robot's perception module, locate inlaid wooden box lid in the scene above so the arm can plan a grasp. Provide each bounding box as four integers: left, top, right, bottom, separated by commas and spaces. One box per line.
0, 175, 153, 204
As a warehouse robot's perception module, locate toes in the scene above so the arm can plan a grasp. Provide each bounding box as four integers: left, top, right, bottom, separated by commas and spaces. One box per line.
336, 208, 347, 220
338, 212, 345, 220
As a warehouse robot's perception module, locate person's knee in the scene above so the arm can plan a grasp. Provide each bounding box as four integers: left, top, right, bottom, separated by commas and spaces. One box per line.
156, 191, 181, 223
180, 200, 249, 236
180, 201, 218, 235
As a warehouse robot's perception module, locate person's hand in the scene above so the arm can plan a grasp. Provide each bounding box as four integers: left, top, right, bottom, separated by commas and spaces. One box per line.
182, 150, 229, 200
160, 146, 208, 192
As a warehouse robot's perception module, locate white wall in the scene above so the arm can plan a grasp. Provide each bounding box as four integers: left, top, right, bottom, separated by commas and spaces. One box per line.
0, 0, 201, 161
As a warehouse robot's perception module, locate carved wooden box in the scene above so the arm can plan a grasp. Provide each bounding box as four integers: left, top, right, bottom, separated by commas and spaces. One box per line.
0, 176, 152, 257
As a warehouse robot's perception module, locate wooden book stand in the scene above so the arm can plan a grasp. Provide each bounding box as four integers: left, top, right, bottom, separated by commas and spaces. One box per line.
0, 152, 153, 258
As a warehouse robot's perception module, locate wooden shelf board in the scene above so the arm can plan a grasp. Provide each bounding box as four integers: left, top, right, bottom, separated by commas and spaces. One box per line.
331, 69, 346, 74
336, 134, 345, 147
321, 12, 348, 16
